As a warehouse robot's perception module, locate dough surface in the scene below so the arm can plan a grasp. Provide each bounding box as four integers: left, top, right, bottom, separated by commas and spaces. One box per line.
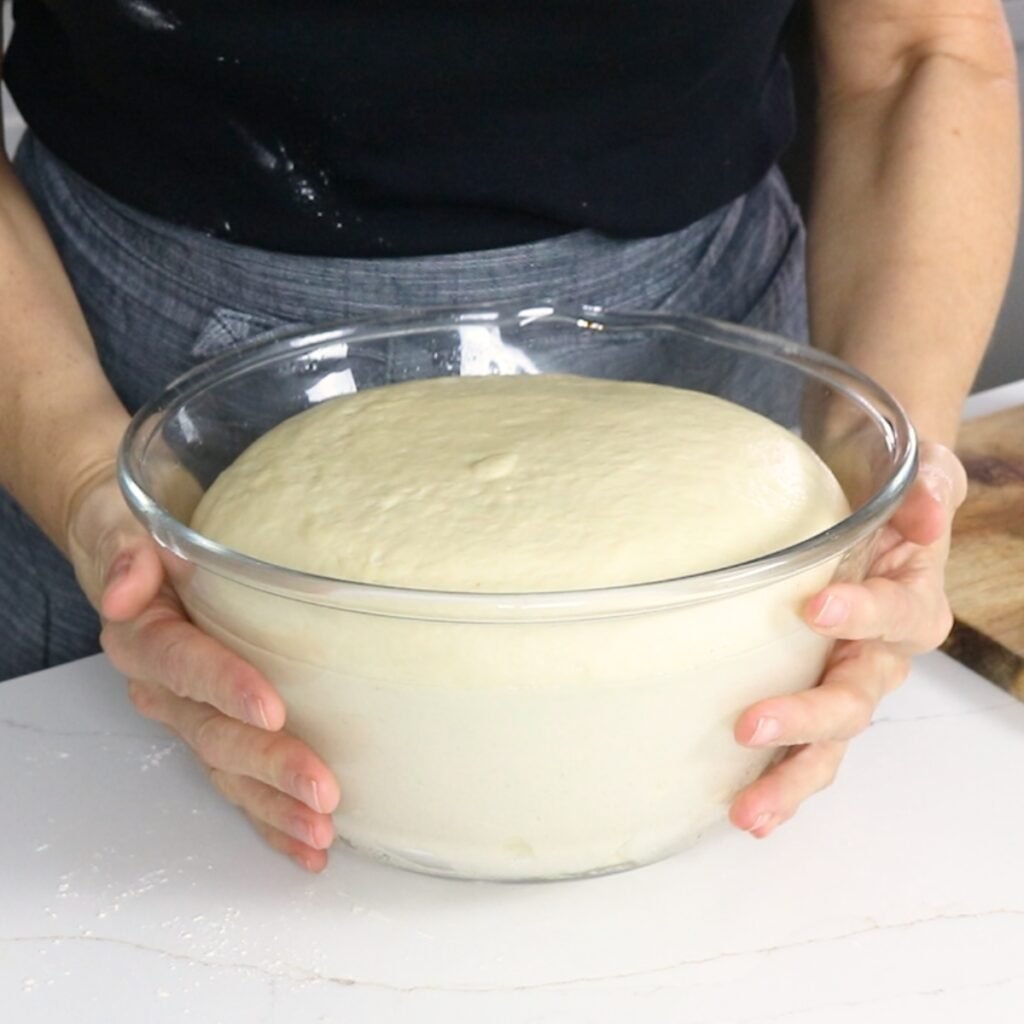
192, 374, 848, 591
186, 373, 852, 879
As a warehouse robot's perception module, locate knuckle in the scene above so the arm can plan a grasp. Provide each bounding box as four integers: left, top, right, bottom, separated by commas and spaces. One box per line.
927, 604, 955, 649
889, 585, 918, 639
887, 654, 912, 692
907, 605, 954, 654
271, 756, 303, 796
268, 742, 313, 794
206, 766, 230, 798
156, 634, 193, 695
869, 581, 912, 643
828, 639, 865, 668
191, 712, 228, 765
257, 725, 294, 762
94, 524, 126, 573
837, 684, 876, 735
99, 624, 128, 668
814, 741, 846, 790
125, 679, 157, 718
208, 768, 243, 808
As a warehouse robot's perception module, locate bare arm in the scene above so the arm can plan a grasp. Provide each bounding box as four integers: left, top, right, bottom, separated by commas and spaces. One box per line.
0, 56, 338, 869
807, 0, 1020, 445
0, 52, 129, 553
730, 1, 1016, 836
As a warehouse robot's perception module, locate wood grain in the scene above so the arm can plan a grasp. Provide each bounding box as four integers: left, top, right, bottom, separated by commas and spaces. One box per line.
939, 404, 1024, 697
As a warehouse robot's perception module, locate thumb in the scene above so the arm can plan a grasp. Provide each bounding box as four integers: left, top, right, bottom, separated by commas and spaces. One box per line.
887, 442, 967, 547
66, 473, 166, 620
99, 536, 166, 622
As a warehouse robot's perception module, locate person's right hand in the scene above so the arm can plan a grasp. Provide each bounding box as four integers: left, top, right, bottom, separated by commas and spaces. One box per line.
65, 470, 341, 872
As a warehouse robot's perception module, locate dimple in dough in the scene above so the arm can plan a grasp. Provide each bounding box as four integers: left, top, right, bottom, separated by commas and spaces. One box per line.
192, 374, 849, 591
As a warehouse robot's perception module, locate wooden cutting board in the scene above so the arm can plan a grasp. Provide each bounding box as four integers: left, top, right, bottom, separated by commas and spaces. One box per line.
939, 403, 1024, 697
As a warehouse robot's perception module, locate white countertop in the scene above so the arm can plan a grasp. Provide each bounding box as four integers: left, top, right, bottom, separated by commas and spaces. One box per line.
3, 383, 1023, 1024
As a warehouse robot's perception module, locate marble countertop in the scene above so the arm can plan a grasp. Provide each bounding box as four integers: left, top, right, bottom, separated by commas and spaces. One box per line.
3, 383, 1023, 1023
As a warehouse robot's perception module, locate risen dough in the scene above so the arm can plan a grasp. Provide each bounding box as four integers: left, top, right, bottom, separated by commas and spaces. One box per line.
186, 373, 850, 879
192, 374, 847, 591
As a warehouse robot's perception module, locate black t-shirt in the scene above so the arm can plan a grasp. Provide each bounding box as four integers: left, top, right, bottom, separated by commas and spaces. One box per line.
5, 1, 797, 257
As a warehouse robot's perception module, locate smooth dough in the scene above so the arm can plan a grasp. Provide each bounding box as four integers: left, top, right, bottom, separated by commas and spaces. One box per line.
187, 373, 852, 879
192, 374, 849, 591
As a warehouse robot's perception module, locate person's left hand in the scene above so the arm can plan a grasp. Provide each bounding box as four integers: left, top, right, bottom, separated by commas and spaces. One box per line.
729, 441, 968, 837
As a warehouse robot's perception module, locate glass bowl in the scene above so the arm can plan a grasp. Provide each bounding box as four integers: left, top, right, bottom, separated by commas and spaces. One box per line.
118, 304, 917, 881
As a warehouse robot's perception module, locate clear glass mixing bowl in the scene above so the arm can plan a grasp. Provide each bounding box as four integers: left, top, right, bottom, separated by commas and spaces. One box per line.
119, 305, 917, 881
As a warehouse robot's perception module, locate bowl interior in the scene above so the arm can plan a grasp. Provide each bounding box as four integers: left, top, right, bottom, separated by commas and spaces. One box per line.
118, 305, 916, 614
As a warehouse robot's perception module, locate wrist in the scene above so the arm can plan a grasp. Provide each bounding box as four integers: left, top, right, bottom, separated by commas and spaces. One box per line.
62, 456, 123, 552
812, 340, 969, 450
7, 392, 130, 556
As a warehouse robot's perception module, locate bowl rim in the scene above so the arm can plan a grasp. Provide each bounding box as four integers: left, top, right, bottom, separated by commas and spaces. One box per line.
117, 303, 918, 620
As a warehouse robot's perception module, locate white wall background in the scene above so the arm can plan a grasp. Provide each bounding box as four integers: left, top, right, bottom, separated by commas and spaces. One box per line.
1, 1, 1022, 389
1, 2, 24, 154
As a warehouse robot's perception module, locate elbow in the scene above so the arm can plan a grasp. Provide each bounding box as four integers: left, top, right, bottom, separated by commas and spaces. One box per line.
818, 9, 1019, 107
905, 19, 1018, 90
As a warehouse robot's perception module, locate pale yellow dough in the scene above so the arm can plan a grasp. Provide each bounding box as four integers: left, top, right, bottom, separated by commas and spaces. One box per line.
187, 373, 851, 879
192, 374, 848, 591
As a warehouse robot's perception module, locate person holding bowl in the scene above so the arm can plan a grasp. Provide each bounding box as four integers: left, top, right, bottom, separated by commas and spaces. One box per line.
0, 0, 1015, 871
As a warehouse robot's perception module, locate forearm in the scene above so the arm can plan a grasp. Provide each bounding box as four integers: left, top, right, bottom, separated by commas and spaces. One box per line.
807, 14, 1020, 445
0, 154, 129, 552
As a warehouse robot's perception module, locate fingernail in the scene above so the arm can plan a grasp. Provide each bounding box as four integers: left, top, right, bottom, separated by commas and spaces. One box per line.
290, 817, 319, 849
300, 818, 334, 850
750, 812, 777, 835
749, 716, 781, 746
242, 695, 271, 730
106, 553, 132, 588
292, 851, 317, 873
921, 468, 953, 505
293, 775, 324, 813
814, 594, 848, 628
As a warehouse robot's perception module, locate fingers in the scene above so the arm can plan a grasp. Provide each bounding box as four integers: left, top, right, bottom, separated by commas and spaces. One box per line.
731, 642, 910, 836
735, 641, 909, 748
125, 679, 341, 816
249, 819, 330, 874
100, 538, 166, 622
71, 473, 338, 873
80, 475, 290, 733
128, 677, 338, 873
209, 769, 334, 873
209, 770, 335, 849
729, 741, 847, 836
63, 473, 154, 609
727, 445, 966, 839
805, 577, 953, 652
103, 594, 288, 731
888, 442, 967, 546
801, 445, 963, 654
